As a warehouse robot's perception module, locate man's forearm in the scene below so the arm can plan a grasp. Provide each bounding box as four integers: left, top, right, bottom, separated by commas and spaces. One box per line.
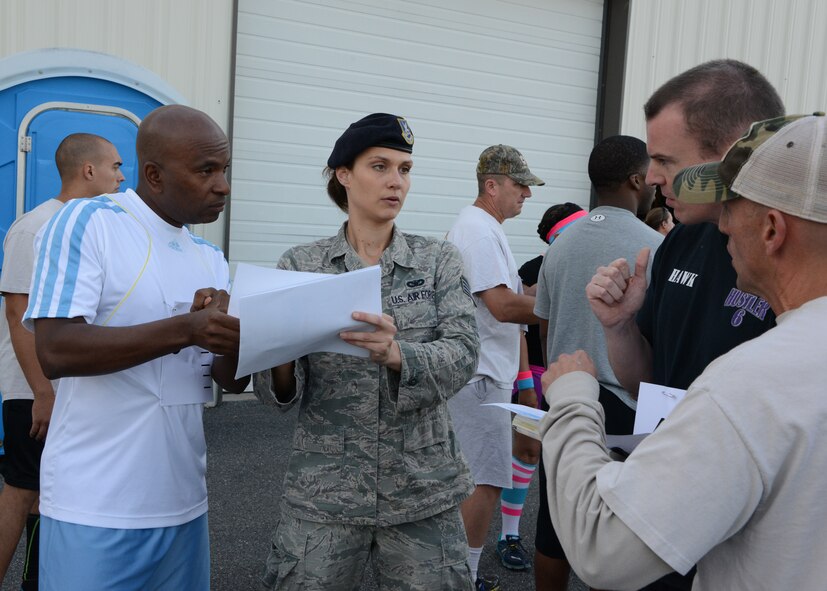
34, 300, 241, 379
485, 291, 538, 324
35, 316, 200, 378
540, 372, 672, 589
10, 318, 54, 397
212, 355, 250, 393
503, 293, 539, 324
604, 320, 653, 398
6, 295, 54, 398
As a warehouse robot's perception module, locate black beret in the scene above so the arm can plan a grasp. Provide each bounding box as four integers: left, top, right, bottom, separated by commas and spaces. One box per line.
327, 113, 414, 168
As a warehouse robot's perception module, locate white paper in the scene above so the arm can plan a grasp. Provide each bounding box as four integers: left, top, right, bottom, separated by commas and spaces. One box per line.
231, 264, 383, 379
228, 263, 334, 318
482, 402, 547, 421
633, 382, 687, 434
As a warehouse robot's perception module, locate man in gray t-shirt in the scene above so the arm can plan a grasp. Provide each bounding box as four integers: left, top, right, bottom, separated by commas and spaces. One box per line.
532, 135, 662, 591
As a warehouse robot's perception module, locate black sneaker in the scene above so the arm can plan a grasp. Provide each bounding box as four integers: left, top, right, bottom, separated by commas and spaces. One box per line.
475, 574, 501, 591
496, 534, 532, 570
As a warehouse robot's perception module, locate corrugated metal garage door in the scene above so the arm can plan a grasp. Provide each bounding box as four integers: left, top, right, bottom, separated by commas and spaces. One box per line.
230, 0, 603, 269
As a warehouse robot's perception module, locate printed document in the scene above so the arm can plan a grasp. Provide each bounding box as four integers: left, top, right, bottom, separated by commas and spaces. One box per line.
229, 263, 382, 379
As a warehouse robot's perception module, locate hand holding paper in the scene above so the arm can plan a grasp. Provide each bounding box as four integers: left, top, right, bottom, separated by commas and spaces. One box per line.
340, 312, 402, 371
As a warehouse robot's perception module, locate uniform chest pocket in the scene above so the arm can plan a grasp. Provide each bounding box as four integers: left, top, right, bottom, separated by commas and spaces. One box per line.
393, 302, 438, 340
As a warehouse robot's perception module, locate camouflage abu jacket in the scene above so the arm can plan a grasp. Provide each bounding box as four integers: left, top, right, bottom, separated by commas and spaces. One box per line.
254, 224, 479, 526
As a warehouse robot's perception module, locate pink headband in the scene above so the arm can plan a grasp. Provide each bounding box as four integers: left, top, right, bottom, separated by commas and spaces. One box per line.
545, 210, 587, 243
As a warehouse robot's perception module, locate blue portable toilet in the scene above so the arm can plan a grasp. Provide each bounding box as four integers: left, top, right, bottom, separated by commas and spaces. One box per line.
0, 48, 186, 439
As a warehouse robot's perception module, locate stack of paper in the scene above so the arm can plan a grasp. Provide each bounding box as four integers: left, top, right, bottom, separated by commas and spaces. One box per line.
512, 414, 543, 440
229, 263, 383, 379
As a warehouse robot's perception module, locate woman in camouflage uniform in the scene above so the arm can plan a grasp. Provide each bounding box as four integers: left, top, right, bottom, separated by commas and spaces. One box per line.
255, 113, 480, 590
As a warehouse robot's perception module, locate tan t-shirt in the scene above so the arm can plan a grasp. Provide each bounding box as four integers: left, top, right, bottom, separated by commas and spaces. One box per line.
0, 198, 62, 399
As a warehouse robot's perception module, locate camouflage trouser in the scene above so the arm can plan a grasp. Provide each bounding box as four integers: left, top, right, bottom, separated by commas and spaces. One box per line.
261, 508, 473, 591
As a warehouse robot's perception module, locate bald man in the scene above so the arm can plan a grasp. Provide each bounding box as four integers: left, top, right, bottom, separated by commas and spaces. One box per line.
0, 133, 123, 590
23, 106, 249, 591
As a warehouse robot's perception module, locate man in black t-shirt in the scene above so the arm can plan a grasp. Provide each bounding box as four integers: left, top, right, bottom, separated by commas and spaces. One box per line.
585, 60, 785, 590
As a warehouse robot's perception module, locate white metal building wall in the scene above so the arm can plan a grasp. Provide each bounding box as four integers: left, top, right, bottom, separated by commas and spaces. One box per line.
621, 0, 827, 140
230, 0, 604, 269
0, 0, 235, 245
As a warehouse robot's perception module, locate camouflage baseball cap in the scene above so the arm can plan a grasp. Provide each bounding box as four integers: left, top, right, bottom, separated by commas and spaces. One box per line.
674, 113, 827, 223
476, 144, 545, 186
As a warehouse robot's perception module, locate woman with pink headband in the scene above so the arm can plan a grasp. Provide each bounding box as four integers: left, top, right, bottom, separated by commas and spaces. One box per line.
544, 206, 589, 244
512, 202, 585, 398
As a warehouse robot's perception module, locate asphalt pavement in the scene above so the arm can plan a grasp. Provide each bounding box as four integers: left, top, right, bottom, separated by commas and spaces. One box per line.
2, 397, 587, 590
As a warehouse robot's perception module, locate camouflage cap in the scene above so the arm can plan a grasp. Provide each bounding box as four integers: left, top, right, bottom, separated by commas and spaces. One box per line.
476, 144, 544, 186
674, 113, 827, 223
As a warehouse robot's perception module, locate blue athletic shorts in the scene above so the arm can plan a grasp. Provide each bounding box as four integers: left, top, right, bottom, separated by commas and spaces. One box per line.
39, 513, 209, 591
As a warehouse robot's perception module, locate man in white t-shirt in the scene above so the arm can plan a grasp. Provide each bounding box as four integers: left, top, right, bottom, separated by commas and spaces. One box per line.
24, 105, 249, 591
539, 113, 827, 589
0, 133, 124, 590
447, 145, 544, 591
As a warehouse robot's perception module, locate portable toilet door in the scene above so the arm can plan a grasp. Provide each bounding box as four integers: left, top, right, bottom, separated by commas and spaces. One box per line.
19, 100, 142, 214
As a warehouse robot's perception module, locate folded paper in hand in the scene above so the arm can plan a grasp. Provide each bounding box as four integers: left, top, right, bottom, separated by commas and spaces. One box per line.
229, 263, 382, 379
483, 403, 546, 440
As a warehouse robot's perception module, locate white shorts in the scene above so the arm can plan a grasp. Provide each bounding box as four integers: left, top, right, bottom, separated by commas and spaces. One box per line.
447, 377, 513, 488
